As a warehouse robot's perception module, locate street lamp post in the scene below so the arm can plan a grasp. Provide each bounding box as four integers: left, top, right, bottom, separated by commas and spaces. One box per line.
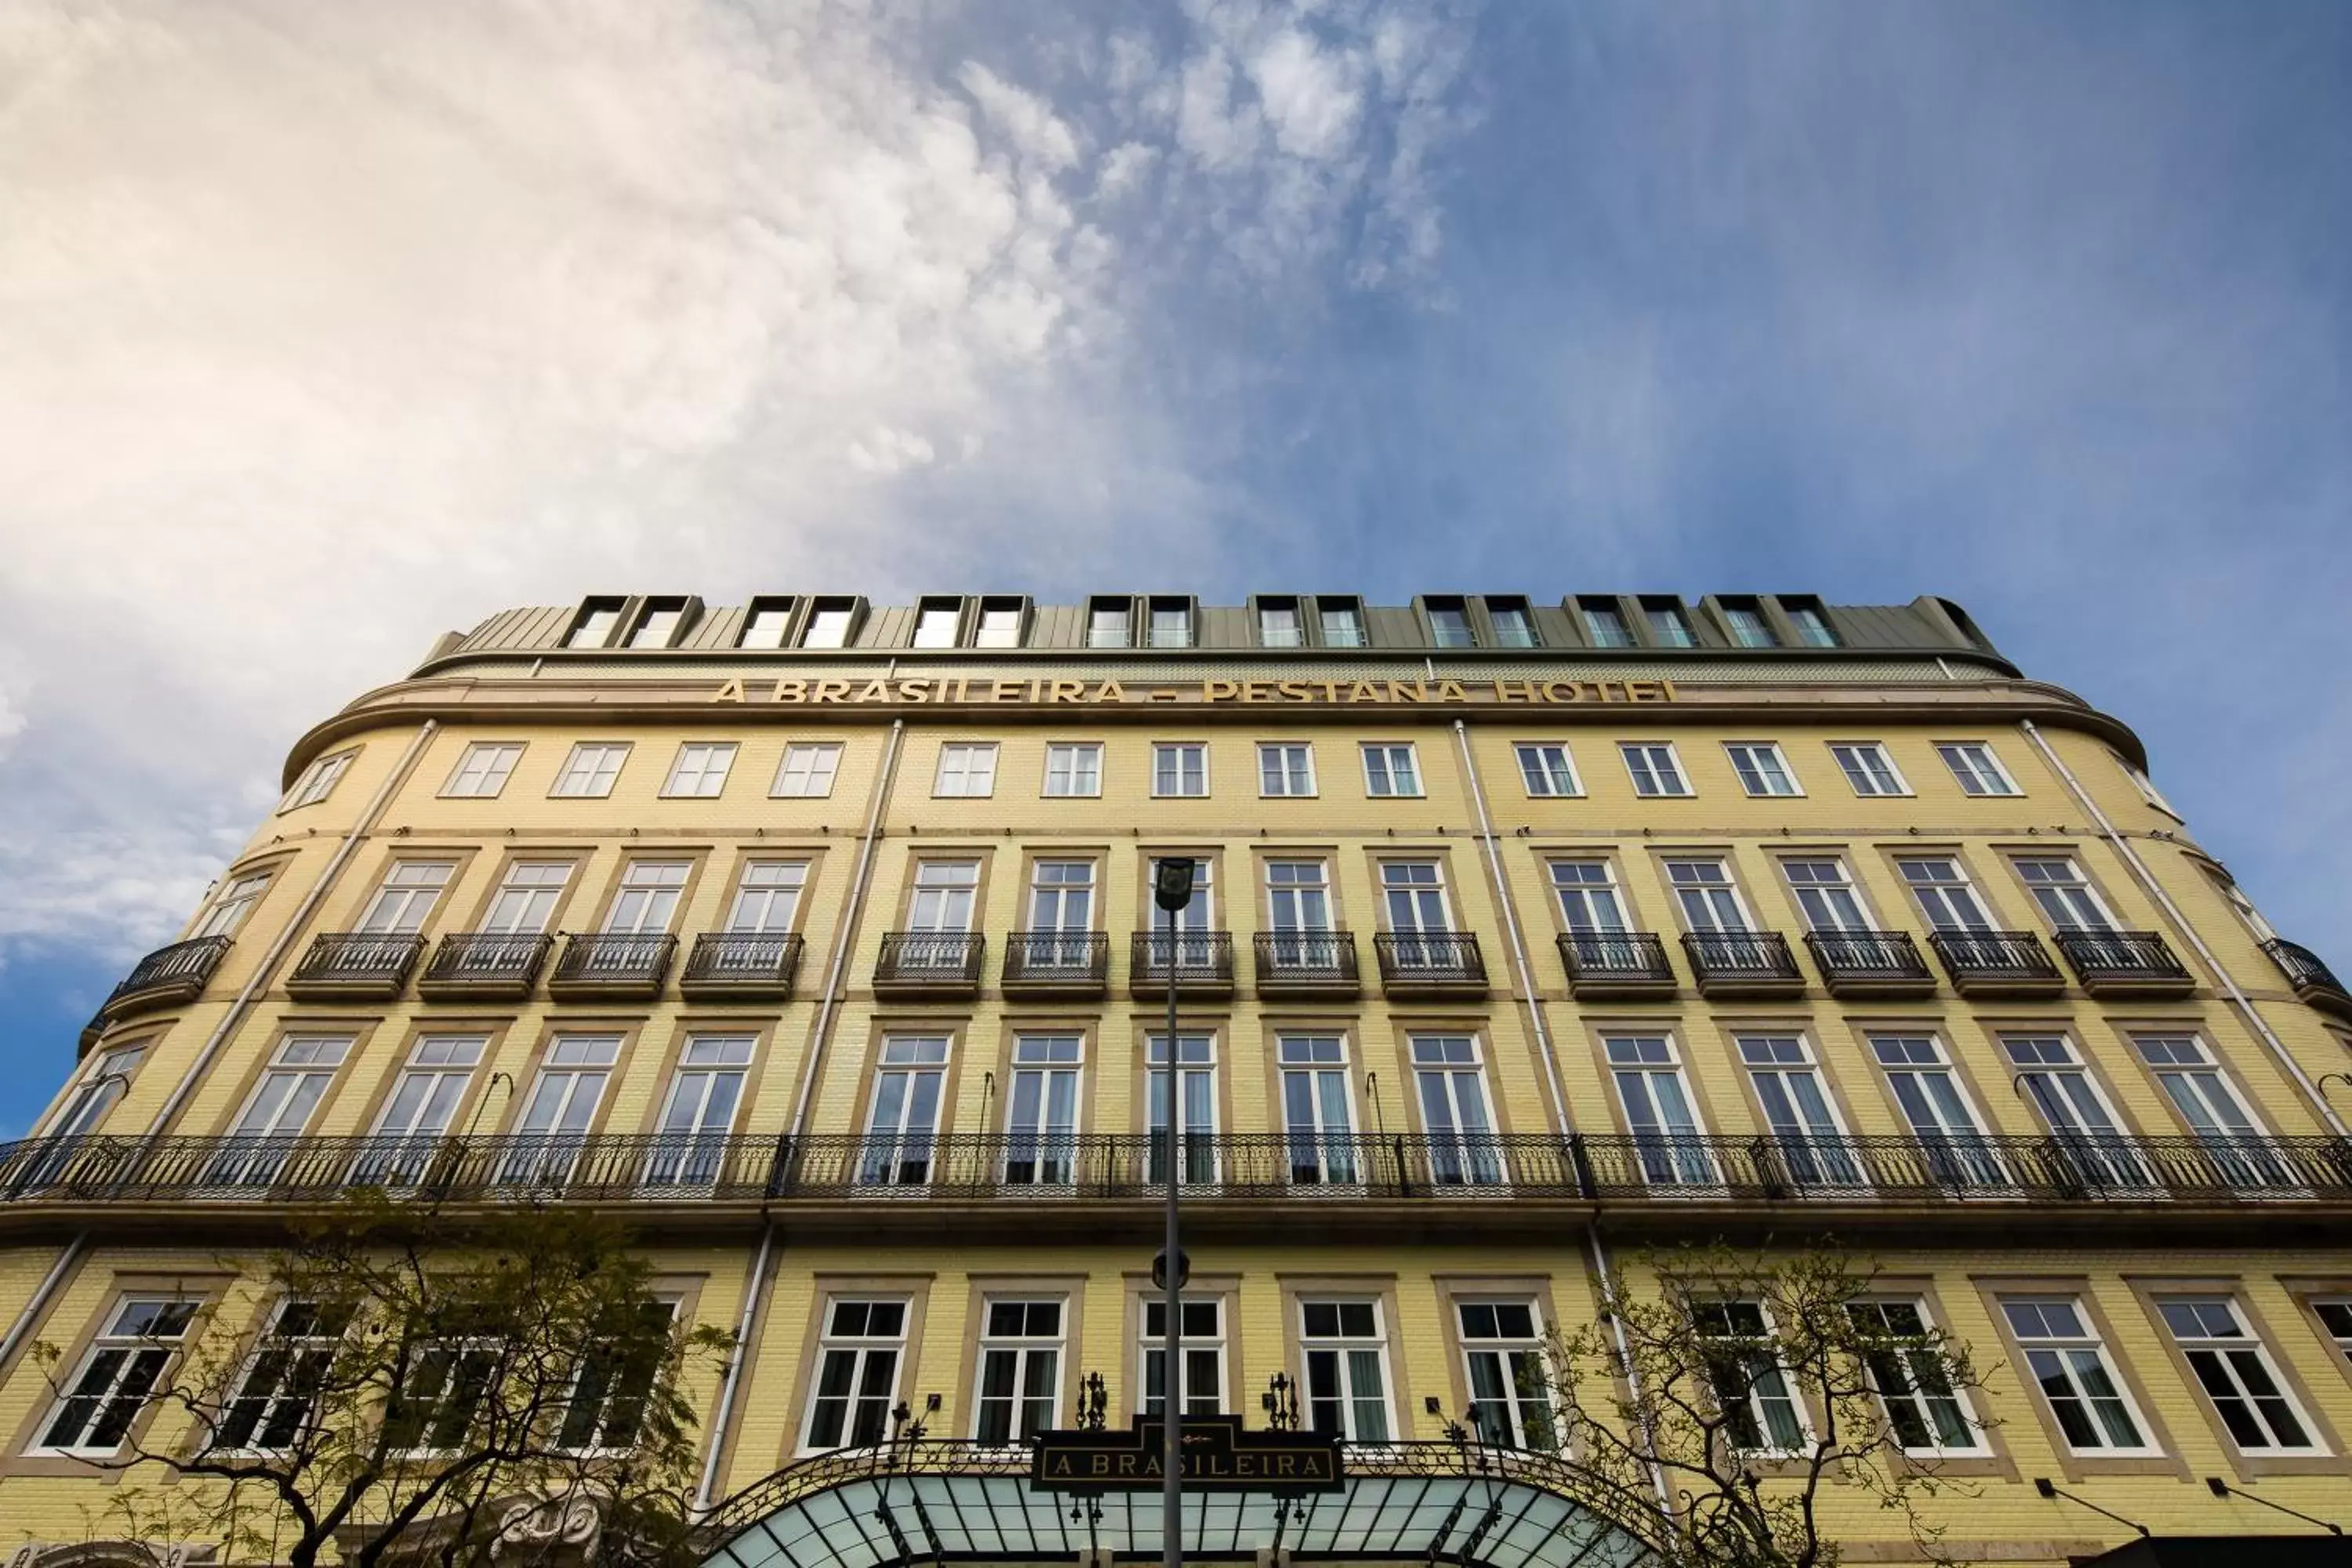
1152, 857, 1196, 1568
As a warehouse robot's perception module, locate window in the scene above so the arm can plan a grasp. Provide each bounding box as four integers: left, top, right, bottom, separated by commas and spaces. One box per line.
1148, 1033, 1218, 1186
1782, 858, 1871, 932
1738, 1034, 1860, 1186
2132, 1036, 2288, 1188
43, 1044, 145, 1141
1693, 1301, 1805, 1451
2003, 1036, 2148, 1189
1088, 601, 1131, 648
649, 1037, 754, 1185
1301, 1300, 1392, 1441
551, 742, 629, 798
1620, 743, 1690, 797
934, 742, 999, 797
1263, 861, 1335, 971
1830, 742, 1909, 797
1458, 1301, 1553, 1449
442, 742, 523, 798
564, 599, 622, 648
191, 871, 271, 939
1580, 599, 1634, 648
1936, 742, 2020, 797
1896, 858, 1994, 931
1426, 600, 1475, 648
1725, 742, 1800, 797
727, 861, 806, 932
2314, 1301, 2352, 1367
215, 1036, 351, 1186
1148, 856, 1215, 951
1848, 1301, 1979, 1454
1642, 599, 1697, 648
1044, 743, 1102, 797
2002, 1299, 2154, 1452
662, 742, 736, 798
282, 750, 355, 811
1719, 601, 1777, 648
772, 742, 843, 798
1412, 1036, 1501, 1186
482, 861, 571, 933
1869, 1034, 2005, 1187
1606, 1035, 1715, 1185
1141, 1298, 1224, 1417
801, 602, 855, 648
629, 597, 688, 648
1549, 861, 1629, 935
1026, 861, 1096, 942
1361, 743, 1421, 797
357, 861, 453, 934
502, 1036, 620, 1187
1279, 1036, 1357, 1185
1487, 600, 1537, 648
907, 861, 979, 933
1148, 599, 1192, 648
1319, 602, 1366, 648
38, 1298, 200, 1454
1664, 859, 1749, 932
1258, 743, 1316, 797
1380, 861, 1455, 959
2158, 1298, 2317, 1452
739, 598, 793, 648
973, 1300, 1063, 1445
802, 1299, 907, 1451
1516, 744, 1581, 797
1784, 600, 1838, 648
1153, 742, 1208, 797
355, 1036, 484, 1185
215, 1299, 350, 1452
386, 1311, 504, 1454
859, 1036, 949, 1185
557, 1300, 676, 1453
603, 860, 689, 934
1259, 602, 1303, 647
913, 601, 960, 648
1003, 1035, 1083, 1186
975, 600, 1023, 648
2120, 757, 2179, 817
2015, 858, 2115, 931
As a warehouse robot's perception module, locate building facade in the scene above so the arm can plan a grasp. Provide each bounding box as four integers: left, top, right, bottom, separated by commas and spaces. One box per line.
7, 590, 2352, 1566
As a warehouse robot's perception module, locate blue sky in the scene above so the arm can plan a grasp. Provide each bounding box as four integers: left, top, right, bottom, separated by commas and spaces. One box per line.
1, 0, 2347, 1136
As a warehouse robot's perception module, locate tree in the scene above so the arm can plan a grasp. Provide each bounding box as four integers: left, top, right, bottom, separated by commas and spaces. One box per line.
36, 1194, 732, 1568
1537, 1243, 1993, 1568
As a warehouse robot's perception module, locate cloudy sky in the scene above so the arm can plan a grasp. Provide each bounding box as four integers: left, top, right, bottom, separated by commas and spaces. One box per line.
2, 0, 2347, 1132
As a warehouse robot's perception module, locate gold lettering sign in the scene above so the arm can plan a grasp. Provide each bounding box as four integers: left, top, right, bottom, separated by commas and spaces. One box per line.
712, 677, 1676, 706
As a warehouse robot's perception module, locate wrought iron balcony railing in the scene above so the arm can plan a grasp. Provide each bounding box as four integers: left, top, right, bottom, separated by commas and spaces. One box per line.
2, 1130, 2345, 1210
1680, 931, 1803, 995
1555, 932, 1675, 998
1802, 931, 1935, 996
2263, 938, 2352, 1018
550, 932, 677, 996
681, 932, 804, 999
2053, 929, 2195, 996
419, 931, 554, 996
1129, 931, 1235, 995
285, 933, 426, 999
1925, 930, 2064, 996
1251, 931, 1360, 994
1002, 932, 1109, 993
97, 936, 232, 1024
873, 931, 984, 993
1371, 932, 1486, 993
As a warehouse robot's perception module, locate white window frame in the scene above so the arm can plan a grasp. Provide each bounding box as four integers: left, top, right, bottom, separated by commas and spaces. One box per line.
1605, 1033, 1719, 1187
2002, 1298, 2161, 1455
42, 1044, 146, 1140
191, 871, 272, 940
2013, 857, 2119, 931
801, 606, 855, 648
356, 861, 454, 935
35, 1298, 201, 1456
1724, 742, 1802, 797
1896, 857, 1994, 932
933, 742, 999, 798
798, 1298, 909, 1454
550, 742, 630, 799
1780, 857, 1875, 933
1620, 742, 1691, 798
1298, 1298, 1395, 1443
212, 1298, 350, 1454
971, 1298, 1065, 1447
912, 604, 960, 648
1152, 742, 1210, 798
726, 861, 808, 933
441, 742, 524, 799
1829, 742, 1911, 797
554, 1299, 680, 1455
1848, 1299, 1985, 1457
975, 604, 1023, 648
661, 742, 737, 799
771, 742, 843, 799
1456, 1300, 1555, 1450
1936, 742, 2021, 797
1043, 742, 1103, 798
281, 750, 356, 811
601, 859, 690, 935
2157, 1298, 2322, 1454
1360, 743, 1423, 799
1258, 742, 1317, 798
481, 860, 572, 934
1515, 743, 1582, 798
1139, 1296, 1225, 1417
1663, 858, 1753, 934
1692, 1299, 1809, 1454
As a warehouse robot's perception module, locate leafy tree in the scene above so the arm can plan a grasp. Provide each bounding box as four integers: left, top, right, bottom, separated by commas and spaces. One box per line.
1537, 1243, 1993, 1568
36, 1194, 731, 1568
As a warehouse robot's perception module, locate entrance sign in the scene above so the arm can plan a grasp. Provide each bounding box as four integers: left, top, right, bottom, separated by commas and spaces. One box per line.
1031, 1416, 1344, 1493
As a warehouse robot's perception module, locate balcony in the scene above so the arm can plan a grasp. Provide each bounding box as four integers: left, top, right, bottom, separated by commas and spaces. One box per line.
1556, 932, 1676, 1001
2263, 939, 2352, 1020
1802, 931, 1936, 999
283, 932, 426, 1001
548, 933, 677, 1000
3, 1128, 2346, 1215
681, 932, 804, 1001
2053, 930, 2197, 1000
1925, 930, 2065, 999
873, 932, 984, 1000
417, 932, 554, 1000
1679, 931, 1804, 999
1372, 932, 1488, 1000
1129, 932, 1236, 1000
92, 937, 232, 1031
1251, 931, 1362, 999
1001, 932, 1109, 999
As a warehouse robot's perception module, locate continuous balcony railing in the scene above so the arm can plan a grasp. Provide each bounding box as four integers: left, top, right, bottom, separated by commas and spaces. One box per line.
1925, 930, 2064, 995
1555, 932, 1675, 997
681, 932, 804, 999
1002, 932, 1109, 993
1802, 931, 1935, 996
286, 932, 426, 999
2053, 930, 2195, 996
873, 931, 985, 992
1129, 931, 1235, 994
1250, 931, 1360, 993
419, 932, 554, 996
9, 1129, 2342, 1209
2263, 938, 2352, 1018
1680, 931, 1803, 995
1371, 932, 1486, 992
550, 933, 677, 996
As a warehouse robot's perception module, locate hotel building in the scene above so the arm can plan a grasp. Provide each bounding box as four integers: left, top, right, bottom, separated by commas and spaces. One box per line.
6, 590, 2352, 1568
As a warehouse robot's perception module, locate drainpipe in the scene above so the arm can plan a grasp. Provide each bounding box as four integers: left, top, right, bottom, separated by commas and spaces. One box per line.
698, 717, 906, 1513
2018, 720, 2347, 1136
0, 1234, 89, 1376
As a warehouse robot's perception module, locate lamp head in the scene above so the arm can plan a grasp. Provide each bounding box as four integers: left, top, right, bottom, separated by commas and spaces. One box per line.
1154, 858, 1197, 912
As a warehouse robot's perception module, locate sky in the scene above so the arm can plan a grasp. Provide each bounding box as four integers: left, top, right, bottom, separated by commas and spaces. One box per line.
1, 0, 2347, 1135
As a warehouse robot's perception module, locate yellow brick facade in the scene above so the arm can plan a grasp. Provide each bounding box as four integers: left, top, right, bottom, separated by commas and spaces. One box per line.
5, 593, 2350, 1565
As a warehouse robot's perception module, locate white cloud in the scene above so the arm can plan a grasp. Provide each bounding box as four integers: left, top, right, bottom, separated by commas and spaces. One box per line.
1248, 29, 1363, 161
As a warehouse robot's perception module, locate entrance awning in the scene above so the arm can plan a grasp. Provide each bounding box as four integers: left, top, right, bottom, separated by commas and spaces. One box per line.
701, 1443, 1661, 1568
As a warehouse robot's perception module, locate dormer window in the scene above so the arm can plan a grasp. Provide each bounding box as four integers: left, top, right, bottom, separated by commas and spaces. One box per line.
803, 599, 858, 648
628, 597, 690, 648
1486, 597, 1537, 648
975, 598, 1025, 648
1641, 597, 1697, 647
1148, 598, 1192, 649
1258, 599, 1303, 648
1088, 600, 1132, 648
913, 599, 961, 648
1426, 598, 1475, 648
1720, 597, 1777, 648
564, 598, 624, 648
739, 597, 794, 649
1578, 597, 1634, 648
1318, 600, 1366, 648
1782, 597, 1839, 648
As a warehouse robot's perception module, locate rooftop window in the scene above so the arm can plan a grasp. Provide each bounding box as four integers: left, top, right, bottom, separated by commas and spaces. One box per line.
564, 598, 624, 648
803, 599, 858, 648
1783, 597, 1839, 648
1088, 600, 1131, 648
1149, 598, 1192, 649
1720, 597, 1777, 648
739, 598, 794, 649
975, 598, 1025, 648
1486, 597, 1537, 648
1578, 597, 1634, 648
1641, 597, 1697, 648
1259, 600, 1303, 648
628, 597, 689, 648
1426, 598, 1475, 648
913, 599, 961, 648
1318, 600, 1366, 648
